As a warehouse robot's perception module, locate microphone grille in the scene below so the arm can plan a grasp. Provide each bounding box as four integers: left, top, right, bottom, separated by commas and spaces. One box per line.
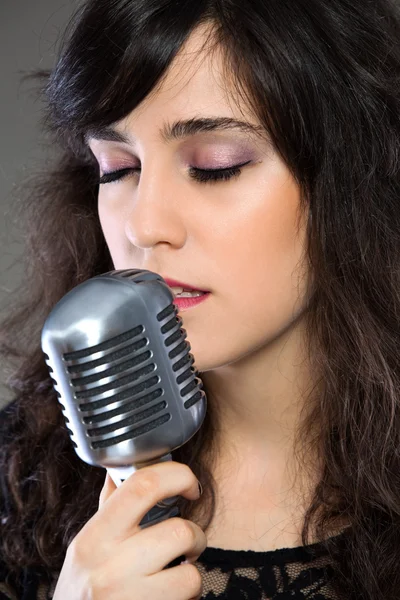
42, 269, 206, 464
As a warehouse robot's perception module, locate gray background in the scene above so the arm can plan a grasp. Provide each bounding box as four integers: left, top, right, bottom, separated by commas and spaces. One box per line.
0, 1, 80, 408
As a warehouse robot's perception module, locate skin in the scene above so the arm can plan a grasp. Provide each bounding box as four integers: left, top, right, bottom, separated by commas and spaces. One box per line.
88, 24, 321, 551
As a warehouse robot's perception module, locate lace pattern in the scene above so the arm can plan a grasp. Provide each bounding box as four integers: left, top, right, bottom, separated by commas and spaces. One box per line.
195, 543, 341, 599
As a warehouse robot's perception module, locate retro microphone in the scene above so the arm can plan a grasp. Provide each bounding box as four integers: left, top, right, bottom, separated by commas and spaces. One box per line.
41, 268, 207, 567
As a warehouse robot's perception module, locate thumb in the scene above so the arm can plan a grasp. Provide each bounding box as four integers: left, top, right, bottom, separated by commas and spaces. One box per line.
98, 471, 117, 510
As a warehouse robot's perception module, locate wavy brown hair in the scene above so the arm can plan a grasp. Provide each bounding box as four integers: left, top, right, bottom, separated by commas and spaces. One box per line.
1, 0, 400, 597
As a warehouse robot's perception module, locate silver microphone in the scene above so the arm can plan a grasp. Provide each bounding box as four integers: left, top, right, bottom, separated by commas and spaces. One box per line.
41, 268, 207, 532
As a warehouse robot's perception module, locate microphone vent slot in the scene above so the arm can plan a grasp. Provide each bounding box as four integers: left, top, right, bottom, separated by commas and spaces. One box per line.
88, 400, 167, 437
43, 354, 76, 443
157, 303, 203, 411
64, 325, 144, 360
104, 269, 140, 279
92, 413, 171, 449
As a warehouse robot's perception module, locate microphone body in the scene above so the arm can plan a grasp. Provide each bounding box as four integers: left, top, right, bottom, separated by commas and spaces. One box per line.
41, 269, 207, 541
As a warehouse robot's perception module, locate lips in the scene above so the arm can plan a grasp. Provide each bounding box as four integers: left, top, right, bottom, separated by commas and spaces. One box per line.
163, 277, 209, 293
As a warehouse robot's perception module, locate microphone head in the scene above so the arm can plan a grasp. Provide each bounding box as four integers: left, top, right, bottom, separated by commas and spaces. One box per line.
41, 269, 207, 471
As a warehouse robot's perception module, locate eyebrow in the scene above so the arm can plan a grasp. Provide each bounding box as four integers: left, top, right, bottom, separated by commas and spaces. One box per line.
84, 117, 266, 145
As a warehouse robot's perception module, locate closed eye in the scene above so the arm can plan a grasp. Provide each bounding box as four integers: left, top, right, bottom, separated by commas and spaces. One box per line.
98, 160, 252, 185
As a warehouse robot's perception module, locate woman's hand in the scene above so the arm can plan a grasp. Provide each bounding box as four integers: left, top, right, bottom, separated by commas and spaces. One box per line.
53, 461, 206, 599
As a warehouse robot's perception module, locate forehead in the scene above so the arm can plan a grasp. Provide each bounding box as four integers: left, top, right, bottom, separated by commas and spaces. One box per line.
116, 24, 254, 133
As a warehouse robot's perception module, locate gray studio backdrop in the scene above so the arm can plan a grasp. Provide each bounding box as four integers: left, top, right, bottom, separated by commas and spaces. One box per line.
0, 1, 82, 408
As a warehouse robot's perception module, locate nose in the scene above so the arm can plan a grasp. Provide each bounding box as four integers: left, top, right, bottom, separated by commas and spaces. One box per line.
124, 165, 186, 250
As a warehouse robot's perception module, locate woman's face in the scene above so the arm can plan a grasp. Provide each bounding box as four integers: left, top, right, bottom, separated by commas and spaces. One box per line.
88, 25, 311, 373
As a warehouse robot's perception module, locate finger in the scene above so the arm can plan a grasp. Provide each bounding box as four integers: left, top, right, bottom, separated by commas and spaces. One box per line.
115, 516, 207, 575
94, 558, 203, 600
98, 471, 117, 510
149, 562, 203, 600
86, 461, 201, 544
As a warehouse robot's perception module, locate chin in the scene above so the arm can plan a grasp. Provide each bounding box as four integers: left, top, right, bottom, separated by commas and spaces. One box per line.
189, 340, 254, 374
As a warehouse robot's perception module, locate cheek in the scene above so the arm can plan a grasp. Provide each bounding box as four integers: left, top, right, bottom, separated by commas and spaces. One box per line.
250, 189, 307, 323
211, 164, 308, 306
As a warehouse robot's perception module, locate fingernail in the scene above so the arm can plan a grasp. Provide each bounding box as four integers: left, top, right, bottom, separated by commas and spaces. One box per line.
197, 480, 203, 497
181, 559, 190, 564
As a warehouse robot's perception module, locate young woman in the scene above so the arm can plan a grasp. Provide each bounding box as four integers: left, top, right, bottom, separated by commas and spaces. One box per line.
0, 0, 399, 598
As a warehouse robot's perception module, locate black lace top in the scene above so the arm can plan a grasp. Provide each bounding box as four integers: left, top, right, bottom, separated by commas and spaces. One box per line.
196, 535, 345, 600
0, 532, 347, 600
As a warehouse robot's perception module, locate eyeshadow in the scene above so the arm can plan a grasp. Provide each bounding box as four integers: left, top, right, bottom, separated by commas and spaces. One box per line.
186, 141, 258, 170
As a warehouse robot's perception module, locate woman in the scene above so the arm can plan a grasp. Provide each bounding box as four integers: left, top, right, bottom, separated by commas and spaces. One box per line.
0, 0, 399, 598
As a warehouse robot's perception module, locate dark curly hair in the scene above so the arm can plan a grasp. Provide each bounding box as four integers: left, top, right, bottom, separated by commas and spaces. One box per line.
1, 0, 400, 598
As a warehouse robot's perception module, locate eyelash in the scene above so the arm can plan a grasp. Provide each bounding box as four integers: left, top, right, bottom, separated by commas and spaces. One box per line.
98, 160, 252, 186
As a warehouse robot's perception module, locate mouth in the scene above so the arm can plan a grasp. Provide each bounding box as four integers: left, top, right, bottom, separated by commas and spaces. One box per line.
173, 291, 211, 311
163, 277, 209, 298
